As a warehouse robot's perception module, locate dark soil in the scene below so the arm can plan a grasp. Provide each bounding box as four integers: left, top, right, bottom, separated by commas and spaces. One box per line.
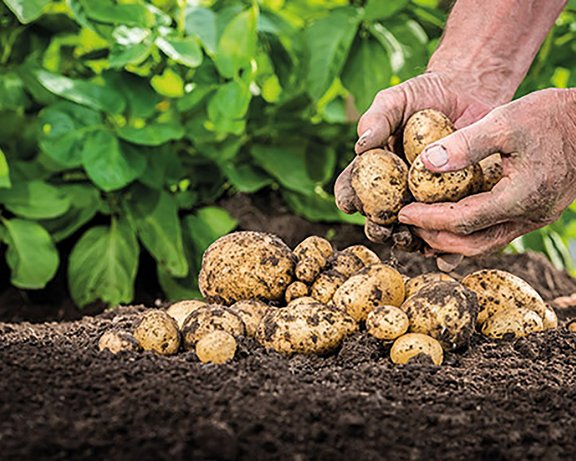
1, 193, 576, 460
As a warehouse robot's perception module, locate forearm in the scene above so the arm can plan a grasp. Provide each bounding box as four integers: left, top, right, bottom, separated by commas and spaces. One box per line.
428, 0, 566, 106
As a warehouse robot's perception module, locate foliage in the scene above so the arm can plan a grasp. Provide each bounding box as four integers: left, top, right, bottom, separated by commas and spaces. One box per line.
0, 0, 575, 308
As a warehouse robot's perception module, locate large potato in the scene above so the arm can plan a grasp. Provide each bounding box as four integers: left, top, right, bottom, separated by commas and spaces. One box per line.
199, 231, 295, 305
404, 272, 456, 299
403, 109, 455, 164
256, 298, 357, 354
461, 269, 547, 325
182, 305, 246, 350
390, 333, 443, 366
166, 299, 208, 329
366, 305, 409, 341
402, 281, 477, 350
332, 263, 405, 321
310, 270, 348, 304
350, 148, 409, 225
481, 307, 544, 339
133, 310, 181, 355
228, 299, 270, 337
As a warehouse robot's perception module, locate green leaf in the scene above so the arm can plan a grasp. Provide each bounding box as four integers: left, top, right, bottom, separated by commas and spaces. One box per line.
342, 36, 391, 112
185, 206, 238, 262
150, 68, 184, 98
207, 80, 251, 121
222, 162, 272, 193
117, 121, 185, 146
0, 72, 27, 111
124, 185, 188, 277
156, 36, 203, 68
2, 218, 59, 289
0, 148, 11, 188
305, 7, 361, 101
104, 72, 161, 119
185, 6, 218, 55
0, 180, 70, 219
3, 0, 50, 23
364, 0, 408, 20
306, 145, 337, 185
35, 70, 126, 114
110, 42, 151, 68
79, 0, 153, 27
68, 218, 139, 307
283, 190, 365, 225
81, 129, 146, 192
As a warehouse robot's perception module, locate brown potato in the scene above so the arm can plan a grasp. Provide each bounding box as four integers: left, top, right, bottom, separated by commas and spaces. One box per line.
329, 251, 365, 278
481, 307, 544, 339
479, 154, 503, 192
404, 272, 456, 299
166, 299, 208, 329
332, 263, 405, 321
403, 109, 454, 164
182, 305, 246, 350
310, 270, 348, 304
285, 281, 310, 304
341, 245, 381, 266
98, 329, 139, 354
366, 305, 409, 341
199, 231, 295, 305
390, 333, 443, 366
256, 298, 358, 355
402, 281, 477, 350
542, 305, 558, 330
133, 310, 181, 355
350, 148, 409, 225
228, 299, 270, 337
195, 330, 237, 364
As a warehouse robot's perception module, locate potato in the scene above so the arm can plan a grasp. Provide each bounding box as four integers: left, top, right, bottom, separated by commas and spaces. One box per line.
166, 299, 208, 329
182, 305, 246, 350
479, 154, 503, 192
390, 333, 444, 366
481, 307, 544, 339
366, 306, 409, 341
329, 251, 365, 278
295, 258, 324, 284
402, 281, 477, 350
293, 236, 333, 283
98, 329, 139, 354
404, 272, 456, 299
568, 320, 576, 334
461, 269, 547, 325
403, 109, 455, 164
341, 245, 381, 266
199, 231, 295, 305
542, 305, 558, 330
332, 263, 405, 321
195, 330, 237, 364
350, 148, 409, 225
256, 298, 358, 354
310, 270, 348, 304
133, 310, 181, 355
285, 281, 310, 303
229, 299, 270, 337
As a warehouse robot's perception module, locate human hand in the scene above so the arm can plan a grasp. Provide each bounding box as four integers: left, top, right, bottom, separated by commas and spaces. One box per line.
398, 88, 576, 256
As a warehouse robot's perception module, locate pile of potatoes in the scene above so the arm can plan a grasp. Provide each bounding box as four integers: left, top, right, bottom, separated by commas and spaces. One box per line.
99, 231, 560, 366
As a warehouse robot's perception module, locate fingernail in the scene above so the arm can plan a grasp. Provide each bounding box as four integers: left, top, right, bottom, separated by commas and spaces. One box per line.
398, 211, 414, 225
356, 129, 372, 147
423, 145, 449, 167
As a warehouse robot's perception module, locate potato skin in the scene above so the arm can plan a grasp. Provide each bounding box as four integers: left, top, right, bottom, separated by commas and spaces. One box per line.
329, 252, 365, 278
182, 305, 246, 349
341, 245, 381, 267
285, 281, 310, 304
351, 149, 409, 225
199, 231, 295, 305
332, 263, 405, 321
403, 109, 455, 164
228, 300, 270, 337
98, 330, 139, 354
293, 236, 333, 283
133, 310, 181, 355
542, 305, 558, 330
366, 306, 409, 341
404, 273, 456, 299
481, 307, 544, 339
479, 154, 503, 192
256, 298, 358, 354
195, 330, 237, 364
390, 333, 444, 366
310, 270, 348, 304
402, 281, 477, 350
166, 299, 208, 329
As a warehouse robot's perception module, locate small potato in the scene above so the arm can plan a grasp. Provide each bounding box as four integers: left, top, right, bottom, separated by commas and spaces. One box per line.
402, 281, 477, 350
479, 154, 503, 192
461, 269, 547, 325
341, 245, 381, 266
182, 305, 246, 350
481, 307, 544, 339
295, 257, 325, 284
568, 320, 576, 334
366, 306, 409, 341
542, 305, 558, 330
166, 299, 208, 329
285, 281, 310, 303
404, 273, 456, 299
256, 298, 358, 355
229, 299, 270, 337
403, 109, 455, 164
310, 270, 348, 304
329, 251, 365, 278
98, 330, 139, 354
332, 263, 405, 321
390, 333, 443, 366
133, 310, 181, 355
293, 236, 333, 283
351, 149, 410, 225
195, 330, 237, 364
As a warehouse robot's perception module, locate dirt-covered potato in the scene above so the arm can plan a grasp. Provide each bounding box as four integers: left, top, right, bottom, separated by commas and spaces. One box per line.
403, 109, 455, 164
229, 300, 270, 337
166, 299, 208, 329
481, 307, 544, 339
293, 236, 333, 283
568, 320, 576, 334
542, 305, 558, 330
479, 154, 503, 192
310, 270, 348, 304
341, 245, 381, 266
366, 306, 409, 341
404, 273, 456, 299
350, 148, 409, 225
285, 281, 309, 303
461, 269, 547, 325
402, 281, 477, 350
332, 263, 405, 321
199, 231, 295, 305
195, 330, 237, 364
256, 298, 357, 354
182, 305, 246, 350
98, 330, 139, 354
390, 333, 444, 366
133, 310, 181, 355
329, 251, 365, 278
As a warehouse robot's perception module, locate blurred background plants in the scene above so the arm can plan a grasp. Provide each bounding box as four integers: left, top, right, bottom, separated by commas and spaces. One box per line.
0, 0, 575, 309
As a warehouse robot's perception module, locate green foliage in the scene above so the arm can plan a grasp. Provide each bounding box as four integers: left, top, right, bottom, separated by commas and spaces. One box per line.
0, 0, 575, 308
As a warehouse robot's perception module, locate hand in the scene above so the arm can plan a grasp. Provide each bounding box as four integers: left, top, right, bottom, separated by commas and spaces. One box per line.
398, 88, 576, 256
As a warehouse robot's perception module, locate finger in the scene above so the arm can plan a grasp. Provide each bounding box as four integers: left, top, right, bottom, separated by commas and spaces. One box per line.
334, 160, 358, 214
364, 219, 393, 243
436, 253, 464, 272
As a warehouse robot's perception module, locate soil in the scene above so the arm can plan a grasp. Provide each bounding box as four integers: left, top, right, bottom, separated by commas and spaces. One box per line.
1, 193, 576, 460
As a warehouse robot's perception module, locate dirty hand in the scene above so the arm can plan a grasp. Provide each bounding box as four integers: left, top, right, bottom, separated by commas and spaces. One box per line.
334, 71, 495, 242
398, 88, 576, 256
